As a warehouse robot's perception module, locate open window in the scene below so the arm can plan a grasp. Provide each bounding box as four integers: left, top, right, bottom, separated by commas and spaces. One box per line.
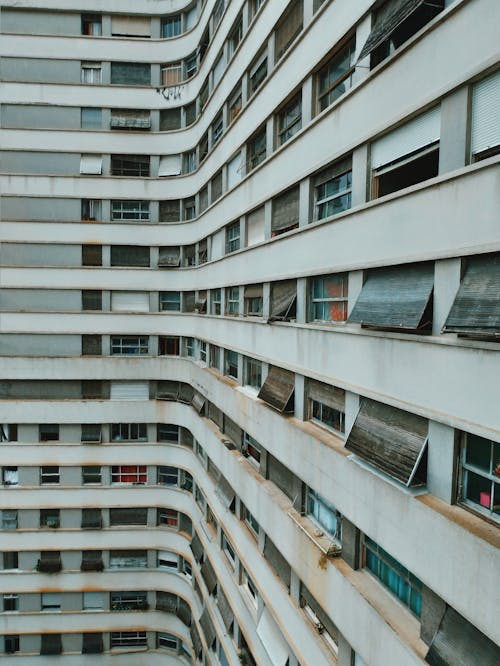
307, 379, 345, 434
313, 158, 352, 220
269, 280, 297, 322
272, 186, 299, 236
346, 399, 428, 486
348, 262, 434, 332
458, 431, 499, 522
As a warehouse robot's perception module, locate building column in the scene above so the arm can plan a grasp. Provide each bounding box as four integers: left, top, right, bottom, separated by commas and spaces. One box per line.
439, 86, 470, 174
427, 420, 458, 504
433, 257, 462, 335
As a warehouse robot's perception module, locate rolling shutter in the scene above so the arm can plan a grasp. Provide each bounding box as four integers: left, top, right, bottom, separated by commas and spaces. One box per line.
41, 634, 62, 655
345, 399, 428, 486
314, 157, 352, 187
110, 109, 150, 129
443, 254, 500, 337
426, 606, 500, 666
179, 513, 192, 534
216, 587, 234, 631
223, 416, 242, 449
109, 507, 147, 525
307, 379, 345, 411
471, 70, 500, 156
158, 246, 180, 267
80, 155, 102, 174
159, 155, 181, 176
347, 263, 434, 330
208, 402, 224, 430
201, 559, 217, 594
190, 533, 204, 563
264, 536, 291, 589
300, 584, 339, 642
359, 0, 428, 60
177, 598, 191, 626
199, 608, 216, 646
111, 291, 149, 312
110, 382, 149, 400
157, 380, 180, 401
371, 106, 440, 168
270, 280, 297, 321
156, 591, 177, 612
82, 633, 103, 654
81, 508, 102, 529
247, 207, 265, 246
178, 383, 194, 404
267, 454, 301, 501
192, 392, 206, 413
38, 551, 61, 573
110, 62, 151, 85
190, 624, 202, 657
275, 0, 303, 60
258, 366, 295, 412
110, 245, 150, 267
227, 151, 243, 189
272, 187, 300, 234
81, 550, 103, 571
112, 16, 151, 36
257, 607, 290, 666
213, 53, 226, 86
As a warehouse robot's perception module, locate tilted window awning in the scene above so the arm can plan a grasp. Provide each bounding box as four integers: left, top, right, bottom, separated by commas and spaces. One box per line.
258, 366, 295, 412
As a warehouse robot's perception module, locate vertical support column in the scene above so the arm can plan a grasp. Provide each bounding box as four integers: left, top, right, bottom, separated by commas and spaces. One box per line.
263, 200, 273, 240
298, 177, 311, 227
295, 277, 307, 324
262, 282, 271, 319
439, 86, 469, 174
301, 76, 313, 126
433, 257, 462, 335
344, 391, 360, 437
427, 421, 459, 503
294, 374, 306, 420
266, 116, 274, 159
351, 144, 369, 207
347, 270, 363, 316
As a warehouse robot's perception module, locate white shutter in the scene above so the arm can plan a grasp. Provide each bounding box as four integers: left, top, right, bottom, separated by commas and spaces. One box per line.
111, 291, 149, 312
213, 53, 226, 86
210, 229, 225, 260
256, 607, 289, 666
471, 70, 500, 156
110, 382, 149, 400
227, 151, 243, 189
112, 16, 151, 36
42, 592, 60, 606
159, 155, 181, 176
371, 105, 441, 169
247, 206, 265, 246
80, 155, 102, 174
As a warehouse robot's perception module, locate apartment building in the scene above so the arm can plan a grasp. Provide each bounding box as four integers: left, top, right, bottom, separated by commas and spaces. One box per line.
0, 0, 499, 664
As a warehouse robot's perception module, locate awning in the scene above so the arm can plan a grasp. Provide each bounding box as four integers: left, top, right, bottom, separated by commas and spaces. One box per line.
348, 263, 434, 330
257, 607, 290, 666
264, 537, 291, 589
177, 598, 192, 626
190, 533, 204, 563
199, 608, 216, 647
156, 591, 177, 613
245, 284, 263, 298
426, 606, 500, 665
201, 558, 217, 594
192, 392, 206, 414
270, 280, 297, 321
272, 186, 300, 233
215, 475, 235, 509
258, 366, 295, 412
443, 254, 500, 337
81, 550, 103, 572
216, 587, 234, 631
82, 633, 103, 654
156, 380, 180, 401
37, 551, 61, 573
358, 0, 428, 60
345, 399, 428, 486
190, 624, 202, 657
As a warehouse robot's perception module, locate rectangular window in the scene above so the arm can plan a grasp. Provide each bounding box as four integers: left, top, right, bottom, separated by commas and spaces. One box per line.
1, 424, 18, 442
82, 290, 102, 311
226, 287, 240, 315
111, 465, 147, 484
81, 62, 101, 84
212, 113, 224, 144
274, 0, 303, 62
225, 350, 238, 378
211, 289, 222, 315
81, 199, 102, 221
161, 62, 183, 86
244, 284, 263, 316
185, 52, 198, 79
314, 165, 352, 220
5, 635, 19, 654
110, 550, 148, 568
111, 631, 147, 648
158, 632, 178, 650
2, 510, 17, 530
242, 568, 258, 605
41, 592, 60, 610
41, 466, 59, 484
81, 107, 102, 129
200, 341, 207, 363
243, 432, 261, 466
248, 127, 267, 171
159, 291, 181, 312
40, 509, 60, 528
111, 108, 151, 130
110, 591, 147, 611
110, 62, 151, 86
307, 488, 341, 539
158, 466, 179, 486
363, 536, 423, 616
229, 16, 243, 57
241, 503, 260, 535
471, 70, 500, 161
222, 532, 236, 566
272, 186, 300, 236
158, 508, 179, 527
83, 592, 103, 609
82, 466, 101, 484
213, 0, 224, 27
3, 594, 19, 611
2, 467, 18, 486
111, 336, 149, 355
82, 244, 102, 266
249, 50, 268, 96
183, 337, 194, 357
159, 336, 180, 356
110, 245, 150, 267
459, 432, 500, 521
229, 87, 243, 124
277, 94, 302, 145
311, 398, 345, 433
210, 345, 220, 370
162, 15, 182, 38
4, 552, 19, 569
317, 38, 356, 113
111, 423, 147, 442
39, 424, 59, 442
310, 274, 348, 322
225, 221, 241, 254
157, 424, 179, 443
111, 155, 150, 177
111, 200, 149, 222
158, 550, 179, 570
244, 357, 262, 390
82, 14, 102, 36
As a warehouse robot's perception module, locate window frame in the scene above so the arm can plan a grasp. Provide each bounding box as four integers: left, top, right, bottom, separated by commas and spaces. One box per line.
111, 465, 147, 484
159, 291, 181, 312
244, 357, 262, 390
309, 274, 348, 323
110, 336, 149, 355
225, 349, 239, 379
458, 432, 500, 522
81, 62, 102, 84
40, 466, 60, 485
307, 488, 341, 540
111, 423, 147, 442
316, 37, 356, 113
111, 200, 149, 222
277, 93, 302, 146
314, 170, 352, 220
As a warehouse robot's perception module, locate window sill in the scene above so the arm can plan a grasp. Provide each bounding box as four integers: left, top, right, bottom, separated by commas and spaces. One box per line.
287, 507, 341, 557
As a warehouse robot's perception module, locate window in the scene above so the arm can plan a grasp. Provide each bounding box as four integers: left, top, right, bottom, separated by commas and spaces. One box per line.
39, 424, 59, 442
81, 108, 102, 129
111, 109, 151, 130
199, 185, 209, 213
249, 50, 267, 96
183, 337, 195, 357
471, 70, 500, 161
110, 62, 151, 86
314, 163, 352, 219
241, 568, 258, 605
161, 62, 183, 86
184, 150, 197, 174
272, 186, 300, 236
111, 632, 147, 648
41, 466, 59, 484
4, 636, 19, 654
83, 592, 103, 609
2, 510, 17, 530
111, 336, 148, 355
248, 127, 267, 170
82, 244, 102, 266
2, 467, 18, 486
159, 291, 181, 312
40, 509, 60, 528
159, 336, 180, 356
245, 285, 263, 316
158, 466, 179, 486
184, 102, 197, 127
277, 94, 302, 145
111, 591, 147, 611
225, 221, 241, 254
81, 423, 102, 443
459, 432, 499, 521
310, 397, 345, 433
158, 508, 179, 527
111, 200, 149, 221
241, 503, 259, 535
274, 0, 303, 62
162, 15, 182, 38
185, 52, 198, 79
82, 290, 102, 311
157, 424, 179, 443
228, 87, 242, 124
212, 170, 223, 201
82, 14, 102, 36
158, 633, 178, 650
158, 550, 179, 570
226, 287, 240, 315
210, 345, 220, 370
160, 109, 181, 132
81, 62, 101, 84
3, 552, 18, 569
212, 113, 224, 144
250, 0, 265, 19
225, 350, 238, 378
41, 592, 60, 610
363, 536, 422, 616
1, 424, 17, 442
82, 466, 101, 484
213, 0, 225, 27
111, 423, 147, 442
109, 508, 147, 526
374, 145, 439, 197
111, 155, 150, 177
243, 432, 261, 466
211, 289, 222, 315
229, 16, 243, 57
244, 357, 262, 390
310, 274, 348, 322
317, 38, 356, 112
200, 341, 207, 364
195, 486, 206, 511
112, 466, 147, 484
3, 594, 18, 611
307, 489, 341, 539
81, 199, 101, 221
222, 532, 236, 567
